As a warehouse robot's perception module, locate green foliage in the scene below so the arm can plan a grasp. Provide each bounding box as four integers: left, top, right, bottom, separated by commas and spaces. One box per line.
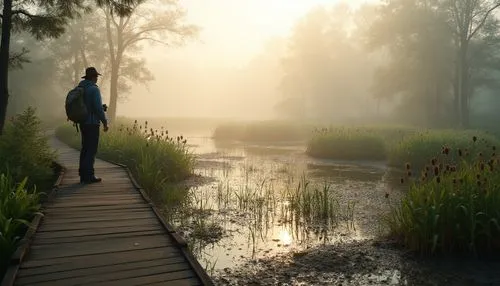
387, 135, 500, 256
388, 130, 500, 171
0, 173, 42, 280
0, 107, 56, 188
55, 120, 195, 204
213, 121, 312, 142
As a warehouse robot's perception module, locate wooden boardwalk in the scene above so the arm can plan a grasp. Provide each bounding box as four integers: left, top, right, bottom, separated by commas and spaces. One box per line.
10, 136, 213, 286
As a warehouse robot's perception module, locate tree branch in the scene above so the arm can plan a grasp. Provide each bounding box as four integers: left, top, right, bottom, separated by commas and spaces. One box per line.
469, 2, 500, 40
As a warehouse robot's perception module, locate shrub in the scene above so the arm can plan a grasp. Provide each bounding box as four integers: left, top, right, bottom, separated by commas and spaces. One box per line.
306, 127, 388, 161
0, 174, 42, 279
0, 107, 55, 188
386, 135, 500, 256
56, 120, 195, 202
388, 129, 500, 171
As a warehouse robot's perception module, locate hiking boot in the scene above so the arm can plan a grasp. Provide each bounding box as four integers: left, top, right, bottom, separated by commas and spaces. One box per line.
81, 176, 102, 184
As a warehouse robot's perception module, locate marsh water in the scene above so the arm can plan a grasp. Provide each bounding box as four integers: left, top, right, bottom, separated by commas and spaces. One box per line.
157, 125, 406, 276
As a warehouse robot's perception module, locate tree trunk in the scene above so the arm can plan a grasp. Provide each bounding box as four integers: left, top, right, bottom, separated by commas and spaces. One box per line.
459, 40, 469, 129
0, 0, 13, 135
108, 65, 119, 122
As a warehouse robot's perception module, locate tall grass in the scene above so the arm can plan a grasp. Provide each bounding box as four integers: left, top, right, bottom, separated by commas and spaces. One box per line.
55, 120, 195, 204
284, 175, 356, 229
388, 129, 500, 171
387, 135, 500, 256
307, 127, 407, 160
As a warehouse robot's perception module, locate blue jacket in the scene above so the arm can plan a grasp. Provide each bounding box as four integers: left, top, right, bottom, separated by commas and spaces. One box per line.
78, 79, 107, 126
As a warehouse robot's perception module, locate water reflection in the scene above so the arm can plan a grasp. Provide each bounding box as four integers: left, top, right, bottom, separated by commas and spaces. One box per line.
165, 137, 404, 272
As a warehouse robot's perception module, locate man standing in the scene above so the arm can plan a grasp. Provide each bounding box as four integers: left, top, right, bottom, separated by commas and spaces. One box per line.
78, 67, 109, 184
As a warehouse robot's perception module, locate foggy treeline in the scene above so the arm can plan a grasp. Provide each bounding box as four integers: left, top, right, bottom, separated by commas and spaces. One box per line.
7, 0, 500, 130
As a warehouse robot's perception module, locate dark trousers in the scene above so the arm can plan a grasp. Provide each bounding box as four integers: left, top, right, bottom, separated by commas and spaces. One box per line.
79, 124, 100, 180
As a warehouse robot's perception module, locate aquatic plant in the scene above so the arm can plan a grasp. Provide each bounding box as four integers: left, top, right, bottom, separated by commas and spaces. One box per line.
307, 127, 388, 161
284, 175, 355, 229
388, 129, 500, 171
387, 135, 500, 256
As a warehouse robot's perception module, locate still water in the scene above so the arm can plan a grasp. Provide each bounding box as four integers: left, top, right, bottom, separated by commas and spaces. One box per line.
163, 131, 404, 274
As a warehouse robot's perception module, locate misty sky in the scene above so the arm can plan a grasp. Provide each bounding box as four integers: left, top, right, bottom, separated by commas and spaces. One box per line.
119, 0, 378, 119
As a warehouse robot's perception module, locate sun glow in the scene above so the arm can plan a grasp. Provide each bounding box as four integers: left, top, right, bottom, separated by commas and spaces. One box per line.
279, 229, 293, 246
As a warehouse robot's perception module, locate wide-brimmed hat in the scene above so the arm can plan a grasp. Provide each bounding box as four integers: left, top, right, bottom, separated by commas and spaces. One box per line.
81, 67, 102, 79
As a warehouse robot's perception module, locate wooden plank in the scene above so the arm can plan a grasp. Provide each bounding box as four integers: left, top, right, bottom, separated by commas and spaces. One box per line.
89, 270, 197, 286
42, 212, 156, 224
38, 219, 161, 232
34, 225, 162, 239
46, 199, 143, 208
43, 204, 148, 212
29, 235, 173, 260
20, 247, 181, 270
146, 278, 201, 286
54, 194, 142, 202
16, 257, 187, 284
16, 265, 193, 286
42, 208, 151, 219
35, 230, 165, 245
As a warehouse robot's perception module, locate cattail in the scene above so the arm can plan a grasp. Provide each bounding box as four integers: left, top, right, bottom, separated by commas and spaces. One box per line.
434, 166, 439, 176
406, 163, 411, 170
407, 171, 412, 177
453, 178, 457, 184
436, 176, 441, 183
458, 149, 463, 157
480, 163, 485, 171
477, 174, 481, 179
443, 147, 450, 155
400, 178, 404, 184
493, 146, 497, 151
473, 136, 477, 142
477, 180, 481, 187
431, 158, 437, 166
385, 193, 389, 199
